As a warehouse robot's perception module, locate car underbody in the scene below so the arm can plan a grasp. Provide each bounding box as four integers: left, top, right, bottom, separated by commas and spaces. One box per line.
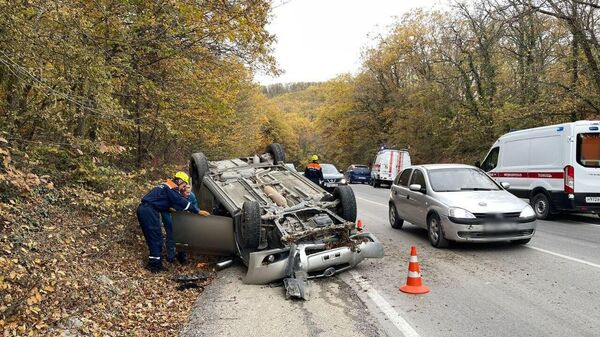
174, 144, 384, 299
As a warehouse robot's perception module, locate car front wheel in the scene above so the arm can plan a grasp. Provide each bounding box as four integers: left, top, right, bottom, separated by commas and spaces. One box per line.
389, 204, 404, 229
428, 213, 449, 248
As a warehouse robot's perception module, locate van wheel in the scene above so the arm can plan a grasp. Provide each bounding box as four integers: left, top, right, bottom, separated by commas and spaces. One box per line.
373, 179, 381, 188
389, 204, 404, 229
531, 193, 552, 220
428, 213, 449, 248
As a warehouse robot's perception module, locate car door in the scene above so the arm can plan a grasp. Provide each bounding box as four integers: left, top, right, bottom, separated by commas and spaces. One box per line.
391, 168, 413, 219
404, 169, 428, 227
172, 184, 236, 255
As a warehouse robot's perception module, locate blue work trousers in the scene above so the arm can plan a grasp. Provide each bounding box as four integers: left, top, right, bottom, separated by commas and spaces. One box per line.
136, 203, 162, 266
161, 212, 176, 261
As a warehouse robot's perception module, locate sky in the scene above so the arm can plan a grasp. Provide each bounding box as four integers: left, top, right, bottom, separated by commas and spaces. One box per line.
255, 0, 443, 85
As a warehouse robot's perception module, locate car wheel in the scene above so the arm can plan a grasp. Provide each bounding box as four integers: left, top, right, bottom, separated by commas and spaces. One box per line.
389, 204, 404, 229
511, 238, 531, 245
531, 193, 552, 220
428, 213, 449, 248
265, 143, 285, 164
333, 185, 357, 222
239, 201, 261, 250
373, 179, 381, 188
189, 152, 209, 197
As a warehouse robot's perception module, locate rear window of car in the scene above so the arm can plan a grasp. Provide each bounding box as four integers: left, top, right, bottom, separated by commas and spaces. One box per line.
353, 165, 370, 173
577, 133, 600, 167
396, 169, 412, 186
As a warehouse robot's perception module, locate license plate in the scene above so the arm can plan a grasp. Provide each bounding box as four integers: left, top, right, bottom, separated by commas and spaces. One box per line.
325, 183, 338, 187
586, 197, 600, 203
357, 177, 365, 180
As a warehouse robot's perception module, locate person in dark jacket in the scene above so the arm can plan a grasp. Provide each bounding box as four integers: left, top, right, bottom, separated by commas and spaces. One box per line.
161, 186, 198, 263
137, 171, 209, 272
304, 154, 324, 185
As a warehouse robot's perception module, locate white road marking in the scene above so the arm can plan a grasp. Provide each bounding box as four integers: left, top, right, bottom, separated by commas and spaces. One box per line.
527, 246, 600, 269
349, 270, 421, 337
356, 196, 387, 207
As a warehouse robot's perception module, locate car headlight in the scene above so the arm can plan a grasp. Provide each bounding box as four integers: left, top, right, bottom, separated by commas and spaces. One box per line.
519, 205, 535, 218
340, 178, 347, 184
448, 207, 476, 219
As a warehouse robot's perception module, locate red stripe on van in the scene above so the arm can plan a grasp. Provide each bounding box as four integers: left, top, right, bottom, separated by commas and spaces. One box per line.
389, 151, 393, 174
488, 172, 564, 179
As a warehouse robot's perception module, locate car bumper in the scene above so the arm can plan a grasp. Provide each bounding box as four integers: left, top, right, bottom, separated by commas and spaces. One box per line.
243, 232, 384, 284
551, 192, 600, 213
441, 216, 537, 242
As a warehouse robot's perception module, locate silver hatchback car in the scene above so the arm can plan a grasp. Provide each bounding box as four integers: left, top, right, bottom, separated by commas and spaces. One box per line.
389, 164, 537, 248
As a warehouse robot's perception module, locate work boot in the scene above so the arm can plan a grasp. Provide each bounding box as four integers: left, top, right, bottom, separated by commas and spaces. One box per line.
146, 259, 164, 273
176, 251, 187, 265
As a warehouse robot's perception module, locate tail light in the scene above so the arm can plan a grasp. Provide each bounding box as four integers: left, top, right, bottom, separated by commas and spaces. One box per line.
564, 165, 574, 193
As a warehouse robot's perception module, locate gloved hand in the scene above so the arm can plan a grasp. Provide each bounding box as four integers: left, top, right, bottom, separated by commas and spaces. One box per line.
198, 210, 210, 217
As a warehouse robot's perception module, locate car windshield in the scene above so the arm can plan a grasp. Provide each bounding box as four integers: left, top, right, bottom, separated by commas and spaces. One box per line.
428, 168, 500, 192
321, 164, 339, 174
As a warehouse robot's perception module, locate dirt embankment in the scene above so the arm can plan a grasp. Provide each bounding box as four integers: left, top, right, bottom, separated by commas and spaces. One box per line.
1, 143, 212, 336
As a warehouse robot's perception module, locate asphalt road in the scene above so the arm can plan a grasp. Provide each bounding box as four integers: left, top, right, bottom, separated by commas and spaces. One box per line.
347, 183, 600, 337
181, 184, 600, 337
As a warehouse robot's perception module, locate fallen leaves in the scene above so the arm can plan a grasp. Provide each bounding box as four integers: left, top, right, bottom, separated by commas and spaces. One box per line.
0, 146, 213, 336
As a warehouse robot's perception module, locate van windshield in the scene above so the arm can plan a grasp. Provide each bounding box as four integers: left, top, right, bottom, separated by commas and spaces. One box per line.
577, 133, 600, 168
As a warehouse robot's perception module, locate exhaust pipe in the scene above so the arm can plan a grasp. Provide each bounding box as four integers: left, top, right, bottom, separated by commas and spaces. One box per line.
216, 259, 234, 270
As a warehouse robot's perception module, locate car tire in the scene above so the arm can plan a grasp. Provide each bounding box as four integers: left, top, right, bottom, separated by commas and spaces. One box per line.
373, 179, 381, 188
239, 201, 261, 250
333, 185, 357, 222
531, 193, 552, 220
511, 238, 531, 245
428, 213, 449, 248
389, 204, 404, 229
189, 152, 209, 196
265, 143, 285, 164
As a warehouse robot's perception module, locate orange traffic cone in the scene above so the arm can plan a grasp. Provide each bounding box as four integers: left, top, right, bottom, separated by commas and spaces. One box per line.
399, 246, 430, 294
356, 219, 364, 232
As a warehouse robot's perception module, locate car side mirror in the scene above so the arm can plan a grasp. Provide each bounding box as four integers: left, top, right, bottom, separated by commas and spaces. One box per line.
500, 182, 510, 190
474, 160, 481, 168
409, 184, 423, 192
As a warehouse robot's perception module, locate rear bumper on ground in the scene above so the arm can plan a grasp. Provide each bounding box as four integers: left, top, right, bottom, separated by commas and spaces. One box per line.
243, 232, 384, 284
441, 216, 537, 242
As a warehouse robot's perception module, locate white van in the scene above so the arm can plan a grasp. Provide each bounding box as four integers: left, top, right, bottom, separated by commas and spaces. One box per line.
479, 120, 600, 219
371, 149, 411, 188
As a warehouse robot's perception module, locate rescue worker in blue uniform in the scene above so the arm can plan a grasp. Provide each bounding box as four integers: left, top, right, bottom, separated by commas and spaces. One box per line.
137, 171, 209, 272
161, 186, 198, 263
304, 154, 324, 185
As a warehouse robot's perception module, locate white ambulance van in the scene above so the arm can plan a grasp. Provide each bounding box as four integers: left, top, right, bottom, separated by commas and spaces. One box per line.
370, 149, 411, 188
479, 120, 600, 219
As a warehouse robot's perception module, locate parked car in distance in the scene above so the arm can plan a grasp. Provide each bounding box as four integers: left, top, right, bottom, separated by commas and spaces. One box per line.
345, 164, 371, 184
371, 149, 411, 188
389, 164, 537, 248
478, 120, 600, 219
320, 163, 347, 191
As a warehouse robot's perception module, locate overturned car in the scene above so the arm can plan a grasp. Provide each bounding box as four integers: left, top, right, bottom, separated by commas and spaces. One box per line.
172, 144, 384, 299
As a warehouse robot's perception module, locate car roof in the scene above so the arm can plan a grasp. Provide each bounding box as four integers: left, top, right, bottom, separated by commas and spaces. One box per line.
409, 164, 476, 171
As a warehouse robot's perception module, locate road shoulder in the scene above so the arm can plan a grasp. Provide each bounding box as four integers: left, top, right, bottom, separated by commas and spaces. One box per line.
180, 264, 385, 337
